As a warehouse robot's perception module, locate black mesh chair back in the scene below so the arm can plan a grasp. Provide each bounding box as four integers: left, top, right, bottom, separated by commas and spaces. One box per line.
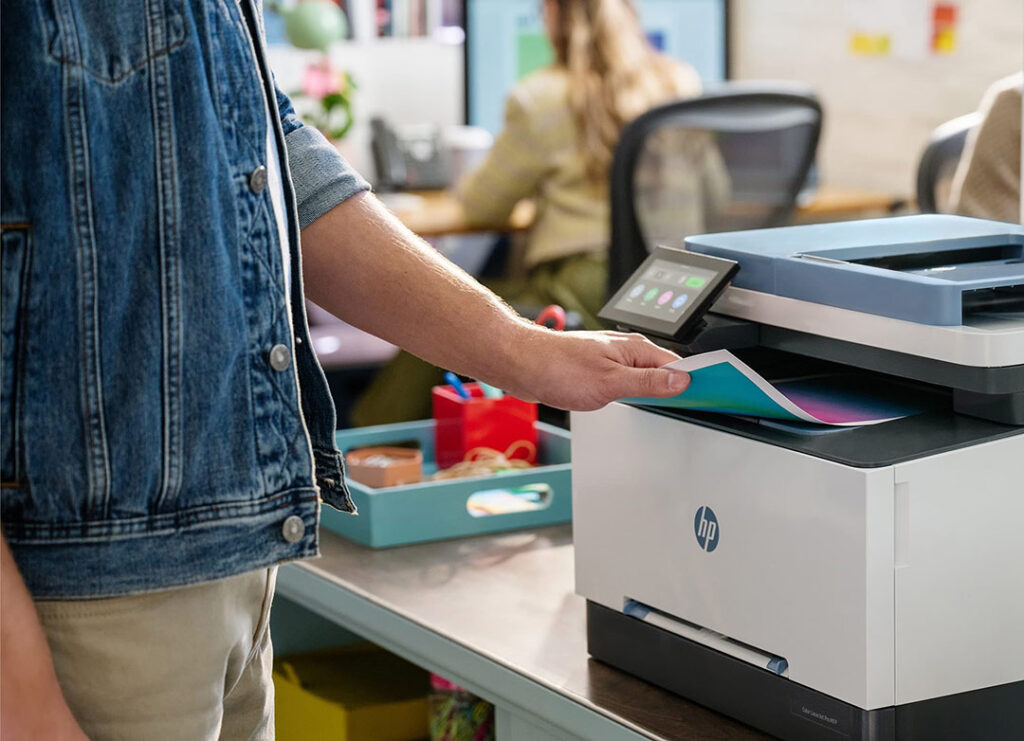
609, 89, 822, 296
915, 113, 980, 214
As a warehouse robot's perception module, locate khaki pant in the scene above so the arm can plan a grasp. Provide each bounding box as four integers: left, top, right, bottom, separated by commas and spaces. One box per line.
36, 568, 278, 741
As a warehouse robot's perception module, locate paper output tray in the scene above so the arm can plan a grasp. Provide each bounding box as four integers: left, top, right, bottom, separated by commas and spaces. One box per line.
635, 349, 1020, 468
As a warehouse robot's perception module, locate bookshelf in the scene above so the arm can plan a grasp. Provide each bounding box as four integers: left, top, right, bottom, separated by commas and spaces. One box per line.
342, 0, 456, 41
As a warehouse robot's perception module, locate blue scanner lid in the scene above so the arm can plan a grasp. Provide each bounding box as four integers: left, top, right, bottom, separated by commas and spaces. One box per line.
684, 214, 1024, 325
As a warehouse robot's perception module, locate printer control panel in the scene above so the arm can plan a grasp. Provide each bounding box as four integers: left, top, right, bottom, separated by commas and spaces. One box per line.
600, 246, 739, 341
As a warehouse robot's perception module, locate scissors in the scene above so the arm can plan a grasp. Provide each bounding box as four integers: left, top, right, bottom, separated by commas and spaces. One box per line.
535, 304, 567, 331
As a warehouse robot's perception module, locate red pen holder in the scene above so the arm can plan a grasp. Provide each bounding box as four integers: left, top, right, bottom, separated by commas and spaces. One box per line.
432, 383, 538, 470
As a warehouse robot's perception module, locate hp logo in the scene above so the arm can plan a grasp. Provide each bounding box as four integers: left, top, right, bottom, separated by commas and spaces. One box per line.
694, 506, 719, 552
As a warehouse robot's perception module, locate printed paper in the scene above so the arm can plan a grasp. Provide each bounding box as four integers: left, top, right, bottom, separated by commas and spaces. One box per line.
626, 350, 921, 426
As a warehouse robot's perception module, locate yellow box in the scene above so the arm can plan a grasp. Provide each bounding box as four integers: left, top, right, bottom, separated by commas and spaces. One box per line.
274, 643, 430, 741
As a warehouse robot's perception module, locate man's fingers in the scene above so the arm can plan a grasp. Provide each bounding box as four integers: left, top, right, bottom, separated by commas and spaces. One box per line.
610, 367, 690, 399
613, 334, 682, 368
643, 343, 685, 368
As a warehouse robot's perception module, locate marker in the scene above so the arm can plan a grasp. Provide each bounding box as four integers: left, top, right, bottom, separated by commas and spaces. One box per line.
444, 371, 471, 399
478, 382, 504, 399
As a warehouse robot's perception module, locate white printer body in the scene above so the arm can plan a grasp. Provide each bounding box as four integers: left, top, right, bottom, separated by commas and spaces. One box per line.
573, 216, 1024, 740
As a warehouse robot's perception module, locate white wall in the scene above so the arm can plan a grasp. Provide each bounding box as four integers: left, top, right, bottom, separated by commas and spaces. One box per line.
731, 0, 1023, 194
268, 38, 464, 177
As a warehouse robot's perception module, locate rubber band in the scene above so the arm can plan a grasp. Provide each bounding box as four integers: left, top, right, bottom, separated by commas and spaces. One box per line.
431, 441, 536, 481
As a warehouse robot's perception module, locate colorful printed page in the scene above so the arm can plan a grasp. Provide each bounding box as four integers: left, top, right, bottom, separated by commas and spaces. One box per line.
626, 350, 920, 426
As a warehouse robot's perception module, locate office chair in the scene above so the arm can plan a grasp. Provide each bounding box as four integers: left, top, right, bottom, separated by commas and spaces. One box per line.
608, 89, 823, 296
915, 112, 981, 214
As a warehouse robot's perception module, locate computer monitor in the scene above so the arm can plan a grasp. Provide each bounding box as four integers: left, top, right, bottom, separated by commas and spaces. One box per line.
464, 0, 730, 135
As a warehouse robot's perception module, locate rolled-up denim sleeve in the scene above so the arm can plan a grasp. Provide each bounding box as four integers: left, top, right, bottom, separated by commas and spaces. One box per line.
275, 86, 371, 229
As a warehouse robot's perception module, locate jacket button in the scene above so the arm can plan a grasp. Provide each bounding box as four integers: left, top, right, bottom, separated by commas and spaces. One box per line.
269, 344, 291, 371
249, 165, 268, 193
282, 515, 305, 544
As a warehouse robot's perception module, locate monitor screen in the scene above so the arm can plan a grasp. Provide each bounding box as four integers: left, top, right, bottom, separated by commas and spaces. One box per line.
465, 0, 729, 135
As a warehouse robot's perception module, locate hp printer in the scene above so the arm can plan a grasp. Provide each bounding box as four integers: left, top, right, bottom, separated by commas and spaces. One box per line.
572, 215, 1024, 739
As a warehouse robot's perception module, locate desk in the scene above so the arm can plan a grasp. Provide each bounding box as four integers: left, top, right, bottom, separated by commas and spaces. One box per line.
278, 526, 768, 740
794, 187, 909, 221
381, 190, 537, 237
381, 186, 908, 238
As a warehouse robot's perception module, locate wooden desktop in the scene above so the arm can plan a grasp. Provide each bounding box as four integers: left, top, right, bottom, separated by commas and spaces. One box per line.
381, 186, 909, 238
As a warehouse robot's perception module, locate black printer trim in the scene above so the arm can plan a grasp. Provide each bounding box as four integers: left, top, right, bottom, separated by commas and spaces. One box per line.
588, 601, 1024, 741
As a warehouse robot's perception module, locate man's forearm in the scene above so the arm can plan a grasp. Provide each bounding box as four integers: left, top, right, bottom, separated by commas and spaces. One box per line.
300, 191, 537, 389
299, 190, 690, 410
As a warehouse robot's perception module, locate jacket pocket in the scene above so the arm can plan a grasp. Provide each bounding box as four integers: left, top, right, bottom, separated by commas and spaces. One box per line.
1, 224, 32, 483
40, 0, 186, 84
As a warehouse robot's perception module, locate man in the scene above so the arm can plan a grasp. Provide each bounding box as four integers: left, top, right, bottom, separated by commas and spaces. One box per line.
0, 1, 688, 738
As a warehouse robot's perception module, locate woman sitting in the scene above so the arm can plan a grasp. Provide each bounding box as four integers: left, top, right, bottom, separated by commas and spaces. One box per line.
353, 0, 724, 426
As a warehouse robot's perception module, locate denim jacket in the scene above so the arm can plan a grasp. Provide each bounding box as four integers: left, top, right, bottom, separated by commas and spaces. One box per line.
1, 0, 369, 598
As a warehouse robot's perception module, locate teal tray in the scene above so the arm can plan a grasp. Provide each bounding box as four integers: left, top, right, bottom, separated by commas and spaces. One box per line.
322, 420, 571, 548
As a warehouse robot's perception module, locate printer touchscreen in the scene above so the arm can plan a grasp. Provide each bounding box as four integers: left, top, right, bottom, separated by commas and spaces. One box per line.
613, 259, 718, 321
599, 247, 738, 340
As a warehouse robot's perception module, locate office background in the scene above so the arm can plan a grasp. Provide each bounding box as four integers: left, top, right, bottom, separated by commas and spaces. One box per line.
267, 0, 1022, 195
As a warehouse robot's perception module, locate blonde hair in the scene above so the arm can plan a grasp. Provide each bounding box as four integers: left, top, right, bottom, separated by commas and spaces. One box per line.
550, 0, 694, 183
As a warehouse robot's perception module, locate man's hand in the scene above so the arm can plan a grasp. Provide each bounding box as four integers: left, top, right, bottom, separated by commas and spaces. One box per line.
494, 327, 689, 411
1, 537, 89, 741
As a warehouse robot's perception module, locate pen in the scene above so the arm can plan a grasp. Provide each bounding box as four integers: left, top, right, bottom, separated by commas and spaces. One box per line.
444, 371, 471, 399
